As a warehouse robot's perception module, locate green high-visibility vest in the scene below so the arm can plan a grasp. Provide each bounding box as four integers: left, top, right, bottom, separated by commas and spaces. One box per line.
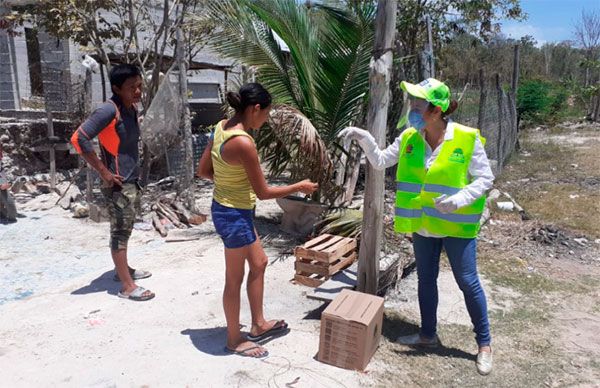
394, 123, 487, 238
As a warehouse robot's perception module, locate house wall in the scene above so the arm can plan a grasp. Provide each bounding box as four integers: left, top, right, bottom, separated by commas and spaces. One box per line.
2, 9, 236, 117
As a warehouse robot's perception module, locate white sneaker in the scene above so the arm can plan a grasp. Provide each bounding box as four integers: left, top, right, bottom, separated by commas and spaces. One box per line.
476, 350, 493, 375
396, 333, 440, 347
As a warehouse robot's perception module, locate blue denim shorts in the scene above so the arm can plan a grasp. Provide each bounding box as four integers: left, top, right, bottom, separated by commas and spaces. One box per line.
211, 200, 257, 249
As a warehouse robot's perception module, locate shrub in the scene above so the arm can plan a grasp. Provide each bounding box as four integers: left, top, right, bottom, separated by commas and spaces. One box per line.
517, 79, 552, 122
518, 80, 578, 124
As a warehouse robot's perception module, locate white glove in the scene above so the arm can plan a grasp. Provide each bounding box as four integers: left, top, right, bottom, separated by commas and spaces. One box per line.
338, 126, 401, 170
338, 126, 375, 148
434, 194, 460, 214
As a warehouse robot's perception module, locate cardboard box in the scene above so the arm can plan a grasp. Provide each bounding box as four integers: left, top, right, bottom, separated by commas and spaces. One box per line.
318, 289, 384, 370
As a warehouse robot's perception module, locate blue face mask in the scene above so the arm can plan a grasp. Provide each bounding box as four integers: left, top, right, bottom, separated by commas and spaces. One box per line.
409, 110, 425, 130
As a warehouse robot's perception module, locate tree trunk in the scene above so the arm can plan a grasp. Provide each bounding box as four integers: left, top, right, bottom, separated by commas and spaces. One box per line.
176, 26, 196, 211
357, 0, 397, 295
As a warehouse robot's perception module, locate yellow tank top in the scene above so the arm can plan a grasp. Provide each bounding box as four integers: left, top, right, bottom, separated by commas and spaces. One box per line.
211, 121, 257, 209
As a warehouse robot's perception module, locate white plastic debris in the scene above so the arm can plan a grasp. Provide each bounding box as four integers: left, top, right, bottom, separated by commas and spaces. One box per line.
496, 201, 514, 211
81, 55, 100, 73
573, 238, 588, 246
133, 222, 154, 231
72, 203, 89, 218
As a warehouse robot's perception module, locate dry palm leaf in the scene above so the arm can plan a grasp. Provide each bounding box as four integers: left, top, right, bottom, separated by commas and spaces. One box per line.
266, 104, 337, 200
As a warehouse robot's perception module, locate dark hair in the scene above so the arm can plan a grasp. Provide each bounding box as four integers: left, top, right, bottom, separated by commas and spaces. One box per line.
226, 83, 272, 113
428, 100, 458, 119
109, 64, 142, 88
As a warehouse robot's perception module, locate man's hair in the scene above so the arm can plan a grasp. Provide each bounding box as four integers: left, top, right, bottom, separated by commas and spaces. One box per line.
109, 64, 142, 88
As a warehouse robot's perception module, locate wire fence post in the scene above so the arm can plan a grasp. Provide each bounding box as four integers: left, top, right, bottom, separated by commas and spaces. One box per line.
426, 15, 435, 77
511, 44, 521, 150
495, 73, 503, 171
477, 68, 486, 131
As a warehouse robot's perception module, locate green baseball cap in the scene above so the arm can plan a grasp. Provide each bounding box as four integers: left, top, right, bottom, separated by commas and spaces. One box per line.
401, 78, 451, 112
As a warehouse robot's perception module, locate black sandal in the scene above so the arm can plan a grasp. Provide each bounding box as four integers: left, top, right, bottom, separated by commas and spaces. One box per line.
246, 320, 289, 342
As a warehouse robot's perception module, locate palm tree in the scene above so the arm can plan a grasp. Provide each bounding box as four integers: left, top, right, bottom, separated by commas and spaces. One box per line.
204, 0, 375, 206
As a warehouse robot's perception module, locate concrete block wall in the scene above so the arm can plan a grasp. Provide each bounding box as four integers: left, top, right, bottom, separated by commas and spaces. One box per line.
38, 31, 71, 112
0, 30, 16, 110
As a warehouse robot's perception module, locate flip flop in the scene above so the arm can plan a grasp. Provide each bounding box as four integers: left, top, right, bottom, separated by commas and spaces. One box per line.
113, 268, 152, 282
224, 346, 269, 359
117, 286, 155, 301
246, 320, 289, 342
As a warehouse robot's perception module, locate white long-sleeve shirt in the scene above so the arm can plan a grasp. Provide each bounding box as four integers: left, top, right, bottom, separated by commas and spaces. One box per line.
360, 121, 494, 238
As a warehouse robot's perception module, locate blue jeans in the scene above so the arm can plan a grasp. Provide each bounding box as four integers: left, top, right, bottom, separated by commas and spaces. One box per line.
413, 233, 491, 346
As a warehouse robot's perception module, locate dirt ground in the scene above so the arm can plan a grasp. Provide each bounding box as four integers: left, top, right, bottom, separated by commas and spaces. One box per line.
0, 188, 371, 387
1, 122, 599, 387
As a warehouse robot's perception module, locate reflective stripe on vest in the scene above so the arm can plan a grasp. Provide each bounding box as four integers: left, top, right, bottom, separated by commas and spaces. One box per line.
396, 182, 422, 193
422, 207, 481, 223
395, 207, 423, 218
423, 183, 461, 196
394, 124, 486, 238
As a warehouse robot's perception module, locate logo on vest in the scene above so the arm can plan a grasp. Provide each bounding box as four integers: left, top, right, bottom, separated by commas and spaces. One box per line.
404, 144, 414, 157
449, 148, 465, 163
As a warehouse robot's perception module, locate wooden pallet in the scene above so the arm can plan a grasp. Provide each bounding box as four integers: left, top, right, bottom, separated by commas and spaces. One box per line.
293, 234, 357, 287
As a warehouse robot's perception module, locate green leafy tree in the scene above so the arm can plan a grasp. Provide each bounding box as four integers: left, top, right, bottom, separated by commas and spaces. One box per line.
387, 0, 526, 140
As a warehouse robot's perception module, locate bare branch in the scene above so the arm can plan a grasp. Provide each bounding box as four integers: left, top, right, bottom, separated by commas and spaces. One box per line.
574, 9, 600, 55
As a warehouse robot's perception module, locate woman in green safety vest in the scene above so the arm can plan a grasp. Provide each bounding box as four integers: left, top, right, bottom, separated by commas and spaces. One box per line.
339, 78, 494, 376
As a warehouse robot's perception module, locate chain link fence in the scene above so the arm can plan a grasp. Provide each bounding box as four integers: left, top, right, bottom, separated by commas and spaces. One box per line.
450, 68, 519, 174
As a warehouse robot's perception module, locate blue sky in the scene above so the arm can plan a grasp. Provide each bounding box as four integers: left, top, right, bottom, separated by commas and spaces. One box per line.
500, 0, 599, 45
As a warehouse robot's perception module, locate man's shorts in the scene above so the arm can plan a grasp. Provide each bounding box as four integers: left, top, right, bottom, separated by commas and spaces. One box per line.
211, 200, 257, 249
101, 183, 141, 250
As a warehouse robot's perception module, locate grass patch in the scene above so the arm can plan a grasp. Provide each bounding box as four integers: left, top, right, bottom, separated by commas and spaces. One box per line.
512, 183, 600, 237
497, 132, 600, 237
500, 140, 570, 181
479, 254, 562, 294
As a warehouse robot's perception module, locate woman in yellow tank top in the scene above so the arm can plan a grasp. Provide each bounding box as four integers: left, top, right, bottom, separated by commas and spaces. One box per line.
197, 83, 318, 358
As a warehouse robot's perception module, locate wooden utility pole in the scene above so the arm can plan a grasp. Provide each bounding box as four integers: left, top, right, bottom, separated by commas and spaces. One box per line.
357, 0, 397, 294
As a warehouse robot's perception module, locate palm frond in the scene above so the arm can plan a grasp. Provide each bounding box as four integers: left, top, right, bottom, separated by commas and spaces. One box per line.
204, 0, 300, 106
203, 0, 376, 206
315, 208, 363, 238
246, 0, 321, 117
312, 3, 376, 143
257, 104, 338, 203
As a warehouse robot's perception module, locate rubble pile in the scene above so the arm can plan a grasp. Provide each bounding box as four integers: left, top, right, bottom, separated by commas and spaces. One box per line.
0, 115, 78, 178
